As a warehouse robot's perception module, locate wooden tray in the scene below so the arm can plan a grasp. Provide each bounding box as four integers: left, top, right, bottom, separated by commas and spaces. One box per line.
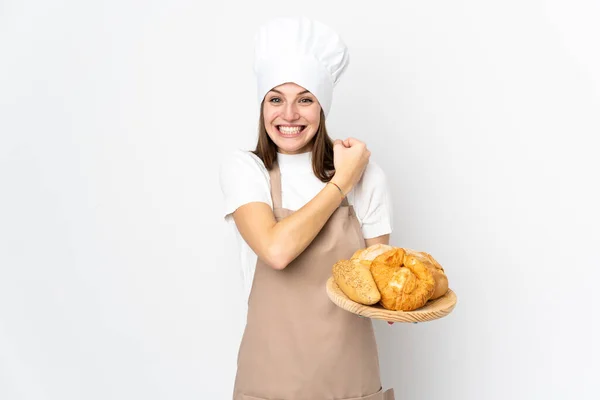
326, 277, 457, 323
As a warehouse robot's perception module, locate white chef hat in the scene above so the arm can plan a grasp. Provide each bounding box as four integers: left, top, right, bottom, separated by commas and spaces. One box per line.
253, 16, 350, 118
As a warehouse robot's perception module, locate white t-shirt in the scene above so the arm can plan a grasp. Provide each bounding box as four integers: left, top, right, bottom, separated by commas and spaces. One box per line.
218, 149, 394, 314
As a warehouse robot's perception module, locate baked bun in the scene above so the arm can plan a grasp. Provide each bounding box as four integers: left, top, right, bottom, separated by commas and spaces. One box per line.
402, 249, 448, 300
332, 258, 381, 305
422, 251, 449, 299
370, 248, 435, 311
351, 243, 394, 262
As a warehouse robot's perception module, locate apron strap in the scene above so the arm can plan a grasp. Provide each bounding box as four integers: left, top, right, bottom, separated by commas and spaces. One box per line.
340, 194, 349, 207
269, 160, 283, 209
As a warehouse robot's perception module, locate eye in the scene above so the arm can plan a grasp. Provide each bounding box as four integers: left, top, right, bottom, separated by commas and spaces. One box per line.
300, 98, 314, 104
269, 97, 282, 103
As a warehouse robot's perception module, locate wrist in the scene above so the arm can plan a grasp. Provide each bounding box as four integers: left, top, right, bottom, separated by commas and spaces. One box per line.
330, 177, 351, 197
327, 181, 345, 199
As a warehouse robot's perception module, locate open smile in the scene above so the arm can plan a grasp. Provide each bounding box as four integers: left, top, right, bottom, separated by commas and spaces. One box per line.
276, 125, 307, 137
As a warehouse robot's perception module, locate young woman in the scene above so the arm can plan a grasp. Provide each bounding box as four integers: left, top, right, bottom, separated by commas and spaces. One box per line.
219, 17, 395, 399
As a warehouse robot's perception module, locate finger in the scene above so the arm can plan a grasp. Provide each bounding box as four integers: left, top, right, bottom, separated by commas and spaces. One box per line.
333, 139, 343, 148
345, 137, 360, 147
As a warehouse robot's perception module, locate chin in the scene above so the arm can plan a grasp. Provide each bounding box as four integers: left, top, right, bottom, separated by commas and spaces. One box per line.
277, 143, 311, 154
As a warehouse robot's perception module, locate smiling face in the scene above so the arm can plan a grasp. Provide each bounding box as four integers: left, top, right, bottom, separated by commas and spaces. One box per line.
262, 82, 322, 154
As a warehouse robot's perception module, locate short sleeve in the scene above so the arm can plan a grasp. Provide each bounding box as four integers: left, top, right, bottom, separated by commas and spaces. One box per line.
353, 160, 394, 239
219, 149, 272, 220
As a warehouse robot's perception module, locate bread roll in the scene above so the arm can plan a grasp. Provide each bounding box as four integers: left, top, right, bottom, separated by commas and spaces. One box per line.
370, 248, 435, 311
403, 249, 449, 300
422, 252, 449, 300
332, 259, 381, 305
351, 243, 394, 262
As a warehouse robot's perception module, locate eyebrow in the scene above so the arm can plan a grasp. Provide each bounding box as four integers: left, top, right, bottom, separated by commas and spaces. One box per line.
268, 89, 311, 96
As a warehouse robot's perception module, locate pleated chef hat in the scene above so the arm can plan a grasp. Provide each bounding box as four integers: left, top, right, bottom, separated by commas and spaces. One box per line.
253, 17, 350, 117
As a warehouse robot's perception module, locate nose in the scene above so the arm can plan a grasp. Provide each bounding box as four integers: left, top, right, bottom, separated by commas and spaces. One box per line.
282, 102, 300, 121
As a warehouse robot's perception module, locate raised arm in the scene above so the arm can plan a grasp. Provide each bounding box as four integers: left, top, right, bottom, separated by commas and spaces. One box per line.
233, 183, 345, 270
233, 138, 370, 270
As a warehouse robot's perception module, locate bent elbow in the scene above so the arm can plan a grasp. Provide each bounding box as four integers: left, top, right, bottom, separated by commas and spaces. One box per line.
265, 245, 291, 271
268, 255, 290, 271
270, 261, 288, 271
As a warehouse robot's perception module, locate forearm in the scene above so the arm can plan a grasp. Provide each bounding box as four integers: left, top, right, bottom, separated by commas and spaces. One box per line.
268, 182, 344, 269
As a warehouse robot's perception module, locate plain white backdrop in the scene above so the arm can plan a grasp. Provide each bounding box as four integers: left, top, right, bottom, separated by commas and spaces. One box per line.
1, 1, 599, 399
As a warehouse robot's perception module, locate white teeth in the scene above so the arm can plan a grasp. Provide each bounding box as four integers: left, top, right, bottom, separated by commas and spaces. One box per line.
278, 126, 303, 134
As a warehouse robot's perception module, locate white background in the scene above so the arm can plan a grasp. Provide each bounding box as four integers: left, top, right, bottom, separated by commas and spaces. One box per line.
1, 1, 599, 399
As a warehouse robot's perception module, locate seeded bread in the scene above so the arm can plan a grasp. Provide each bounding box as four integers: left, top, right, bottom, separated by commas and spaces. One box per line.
332, 258, 381, 305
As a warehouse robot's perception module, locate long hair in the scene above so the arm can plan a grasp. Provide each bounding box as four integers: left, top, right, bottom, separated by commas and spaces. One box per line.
251, 100, 336, 182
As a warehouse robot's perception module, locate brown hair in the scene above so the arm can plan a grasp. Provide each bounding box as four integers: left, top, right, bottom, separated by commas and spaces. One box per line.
251, 100, 335, 182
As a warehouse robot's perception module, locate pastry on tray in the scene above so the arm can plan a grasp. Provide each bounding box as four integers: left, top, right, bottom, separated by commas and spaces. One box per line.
333, 244, 450, 311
